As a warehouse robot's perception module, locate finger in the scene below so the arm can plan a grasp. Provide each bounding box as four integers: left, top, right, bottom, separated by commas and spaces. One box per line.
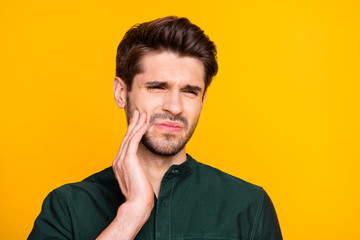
126, 121, 149, 157
121, 110, 142, 148
119, 112, 147, 161
124, 110, 139, 138
128, 112, 147, 138
122, 112, 146, 150
116, 110, 140, 160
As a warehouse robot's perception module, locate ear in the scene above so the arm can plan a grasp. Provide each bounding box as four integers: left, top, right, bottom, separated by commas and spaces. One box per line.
201, 90, 207, 109
113, 77, 127, 109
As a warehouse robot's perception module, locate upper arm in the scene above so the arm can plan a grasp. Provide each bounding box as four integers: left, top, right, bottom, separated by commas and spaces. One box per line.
28, 190, 72, 240
250, 189, 282, 240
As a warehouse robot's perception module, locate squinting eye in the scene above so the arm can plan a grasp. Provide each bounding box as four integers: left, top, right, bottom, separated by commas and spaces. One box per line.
147, 86, 165, 90
185, 90, 198, 96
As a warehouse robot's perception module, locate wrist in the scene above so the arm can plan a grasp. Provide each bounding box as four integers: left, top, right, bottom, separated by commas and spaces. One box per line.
117, 199, 154, 223
96, 200, 153, 240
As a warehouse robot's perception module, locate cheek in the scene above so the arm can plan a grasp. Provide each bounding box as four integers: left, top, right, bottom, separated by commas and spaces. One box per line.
186, 103, 203, 122
132, 100, 159, 123
129, 92, 152, 110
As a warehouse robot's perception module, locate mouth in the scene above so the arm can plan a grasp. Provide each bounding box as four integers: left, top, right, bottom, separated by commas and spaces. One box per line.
154, 121, 183, 132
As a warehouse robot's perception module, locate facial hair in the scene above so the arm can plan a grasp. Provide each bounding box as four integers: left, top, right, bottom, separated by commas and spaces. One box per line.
126, 95, 199, 156
141, 112, 199, 156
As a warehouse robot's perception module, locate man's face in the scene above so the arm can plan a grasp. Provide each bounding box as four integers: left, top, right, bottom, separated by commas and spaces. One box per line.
126, 51, 206, 156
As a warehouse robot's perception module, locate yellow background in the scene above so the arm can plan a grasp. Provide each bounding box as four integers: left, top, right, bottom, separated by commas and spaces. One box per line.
1, 0, 359, 239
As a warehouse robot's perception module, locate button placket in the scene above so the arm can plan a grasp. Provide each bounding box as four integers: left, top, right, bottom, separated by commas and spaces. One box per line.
161, 200, 166, 209
155, 176, 176, 239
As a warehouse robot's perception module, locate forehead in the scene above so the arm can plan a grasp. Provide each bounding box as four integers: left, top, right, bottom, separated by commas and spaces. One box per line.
137, 51, 205, 87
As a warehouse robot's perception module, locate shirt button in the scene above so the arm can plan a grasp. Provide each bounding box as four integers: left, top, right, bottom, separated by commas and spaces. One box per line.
162, 201, 166, 209
172, 169, 179, 174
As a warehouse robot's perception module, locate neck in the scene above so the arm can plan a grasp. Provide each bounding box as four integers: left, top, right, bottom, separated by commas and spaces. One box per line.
137, 143, 187, 197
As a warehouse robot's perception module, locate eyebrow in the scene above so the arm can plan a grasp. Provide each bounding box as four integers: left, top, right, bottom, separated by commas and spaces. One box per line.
183, 84, 203, 93
144, 81, 203, 93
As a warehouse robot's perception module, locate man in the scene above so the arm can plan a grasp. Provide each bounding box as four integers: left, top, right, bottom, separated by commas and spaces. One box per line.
29, 16, 282, 240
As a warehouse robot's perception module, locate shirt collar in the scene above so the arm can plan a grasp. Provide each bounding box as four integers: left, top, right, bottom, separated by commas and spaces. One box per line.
164, 153, 198, 178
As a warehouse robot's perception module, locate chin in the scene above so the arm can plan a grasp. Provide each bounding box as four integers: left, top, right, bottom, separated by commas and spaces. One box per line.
141, 134, 186, 157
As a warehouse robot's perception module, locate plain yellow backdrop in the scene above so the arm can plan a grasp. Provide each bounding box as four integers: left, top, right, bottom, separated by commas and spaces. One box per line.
1, 0, 359, 239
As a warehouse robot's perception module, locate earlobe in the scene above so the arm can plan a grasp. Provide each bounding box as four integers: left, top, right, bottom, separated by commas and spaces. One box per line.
113, 77, 127, 109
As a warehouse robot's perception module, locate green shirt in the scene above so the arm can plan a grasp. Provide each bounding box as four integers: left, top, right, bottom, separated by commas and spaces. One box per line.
28, 155, 282, 239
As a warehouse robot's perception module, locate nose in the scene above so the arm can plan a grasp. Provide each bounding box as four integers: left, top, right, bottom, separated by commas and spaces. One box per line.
162, 90, 184, 116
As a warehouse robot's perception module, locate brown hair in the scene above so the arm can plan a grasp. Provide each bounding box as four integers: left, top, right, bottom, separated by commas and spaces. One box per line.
116, 16, 218, 92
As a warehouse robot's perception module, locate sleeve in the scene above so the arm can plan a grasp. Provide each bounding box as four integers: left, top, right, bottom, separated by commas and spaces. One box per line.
28, 190, 72, 240
250, 189, 283, 240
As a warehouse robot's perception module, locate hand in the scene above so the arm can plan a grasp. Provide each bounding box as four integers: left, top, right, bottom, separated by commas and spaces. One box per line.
97, 110, 153, 240
112, 110, 153, 207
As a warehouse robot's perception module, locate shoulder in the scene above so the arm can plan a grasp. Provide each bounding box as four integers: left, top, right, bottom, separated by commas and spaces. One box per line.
53, 167, 121, 203
197, 161, 263, 190
28, 168, 122, 239
195, 161, 267, 204
184, 157, 282, 238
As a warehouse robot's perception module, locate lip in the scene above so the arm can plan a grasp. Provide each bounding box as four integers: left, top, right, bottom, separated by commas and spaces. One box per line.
154, 121, 183, 132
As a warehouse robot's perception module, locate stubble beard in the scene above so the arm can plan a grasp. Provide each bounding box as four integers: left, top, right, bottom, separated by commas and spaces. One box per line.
141, 115, 198, 157
126, 96, 199, 157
